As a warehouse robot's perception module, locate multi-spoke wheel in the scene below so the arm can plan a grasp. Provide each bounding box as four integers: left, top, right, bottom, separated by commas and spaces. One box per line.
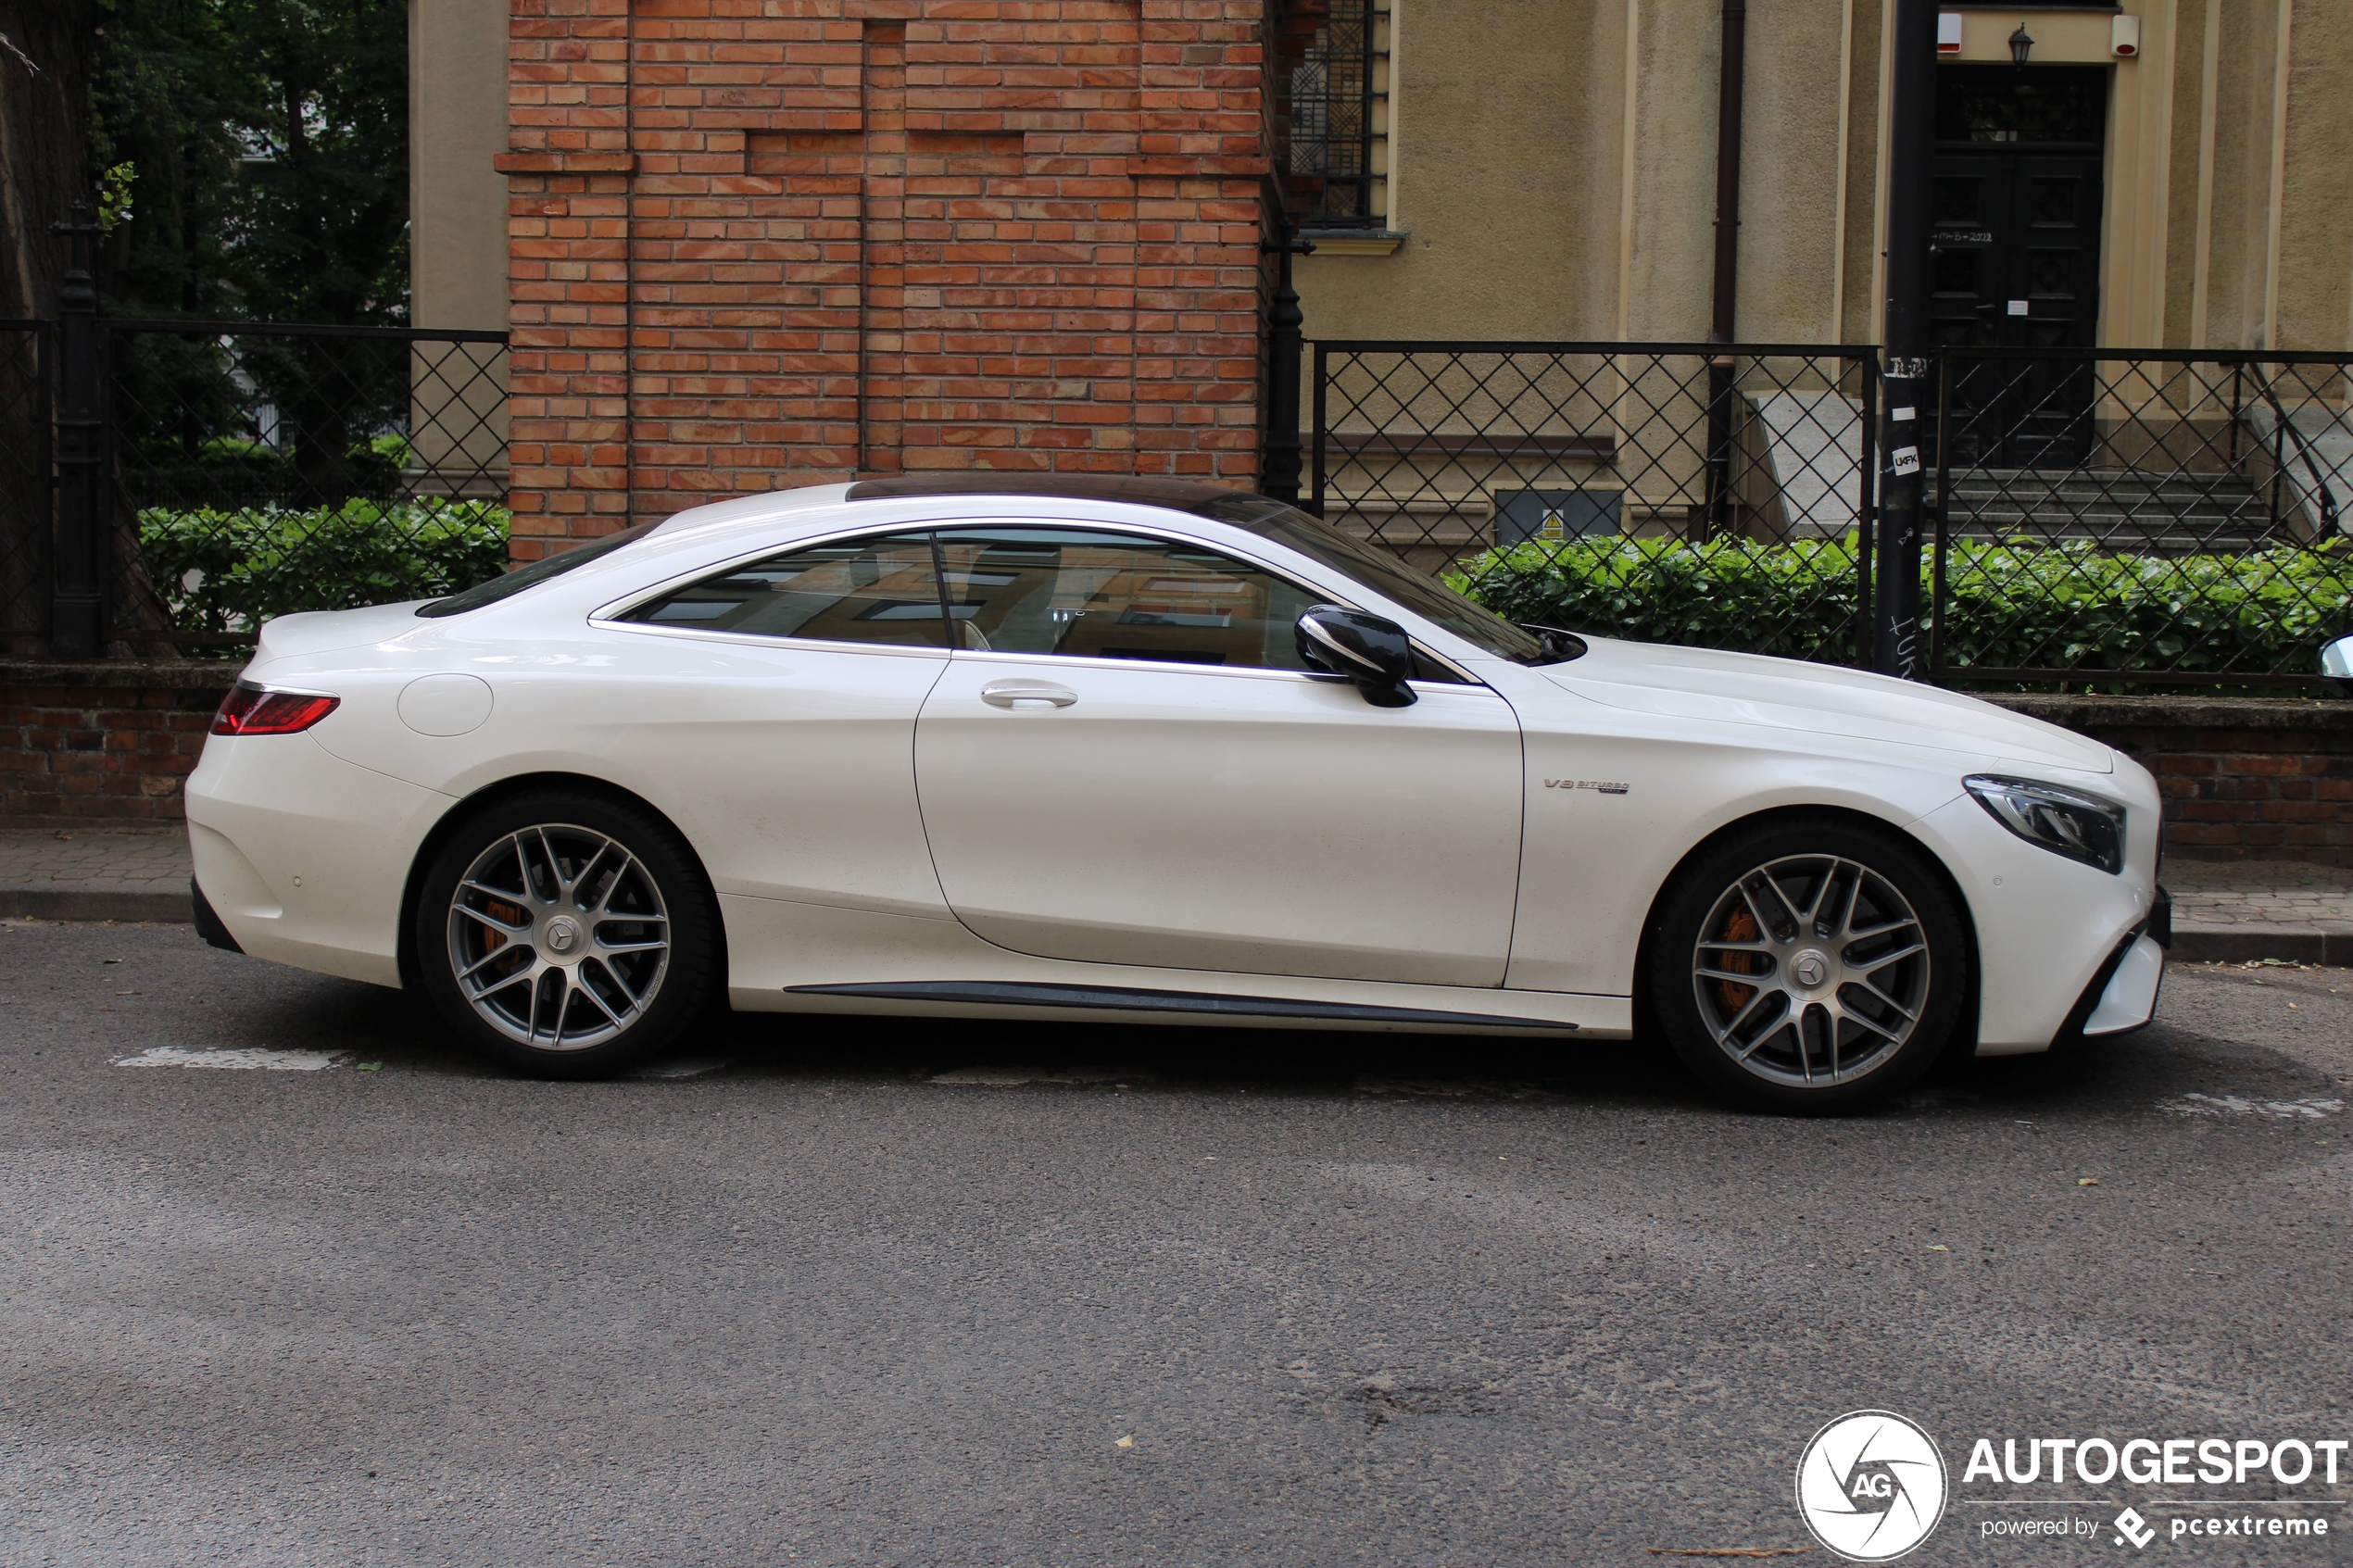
1647, 818, 1968, 1112
416, 792, 717, 1077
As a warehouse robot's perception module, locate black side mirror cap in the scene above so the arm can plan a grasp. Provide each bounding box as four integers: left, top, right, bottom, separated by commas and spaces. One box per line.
1297, 604, 1417, 707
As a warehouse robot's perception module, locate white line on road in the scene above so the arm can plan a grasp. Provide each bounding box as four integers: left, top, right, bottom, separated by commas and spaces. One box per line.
112, 1047, 347, 1072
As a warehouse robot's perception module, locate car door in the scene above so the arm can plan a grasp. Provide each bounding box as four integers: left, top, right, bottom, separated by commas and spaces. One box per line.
912, 524, 1524, 987
605, 531, 955, 917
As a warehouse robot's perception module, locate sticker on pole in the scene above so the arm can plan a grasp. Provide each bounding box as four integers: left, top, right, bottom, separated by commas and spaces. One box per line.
1891, 446, 1921, 477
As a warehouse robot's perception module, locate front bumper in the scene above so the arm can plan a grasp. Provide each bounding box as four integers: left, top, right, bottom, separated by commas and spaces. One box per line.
2070, 885, 2170, 1041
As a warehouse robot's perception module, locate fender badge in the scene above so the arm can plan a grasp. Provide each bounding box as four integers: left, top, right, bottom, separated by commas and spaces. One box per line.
1544, 778, 1629, 795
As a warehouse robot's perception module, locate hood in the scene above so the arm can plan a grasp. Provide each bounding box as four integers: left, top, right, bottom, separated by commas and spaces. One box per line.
249, 601, 435, 662
1545, 638, 2115, 773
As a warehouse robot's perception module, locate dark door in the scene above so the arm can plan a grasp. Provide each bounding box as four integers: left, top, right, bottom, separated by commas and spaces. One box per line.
1928, 67, 2108, 467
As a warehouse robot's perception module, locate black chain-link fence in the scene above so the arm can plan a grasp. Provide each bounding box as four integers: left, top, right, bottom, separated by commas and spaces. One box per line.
107, 320, 509, 646
1311, 343, 1881, 667
1930, 348, 2353, 686
1310, 341, 2352, 686
0, 321, 52, 655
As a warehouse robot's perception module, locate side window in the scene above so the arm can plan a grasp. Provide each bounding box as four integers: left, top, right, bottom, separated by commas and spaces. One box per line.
621, 533, 948, 648
932, 528, 1323, 671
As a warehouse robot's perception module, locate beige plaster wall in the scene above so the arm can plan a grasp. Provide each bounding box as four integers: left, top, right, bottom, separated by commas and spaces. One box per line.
1292, 0, 2353, 358
1290, 0, 1626, 341
409, 0, 510, 475
2277, 0, 2353, 351
410, 0, 510, 332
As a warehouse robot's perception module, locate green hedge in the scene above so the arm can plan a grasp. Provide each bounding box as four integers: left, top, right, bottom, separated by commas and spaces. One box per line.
140, 500, 510, 634
1454, 534, 2353, 680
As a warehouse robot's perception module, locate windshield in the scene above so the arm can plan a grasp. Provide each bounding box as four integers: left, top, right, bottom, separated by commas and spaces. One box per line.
416, 521, 661, 619
1209, 496, 1561, 664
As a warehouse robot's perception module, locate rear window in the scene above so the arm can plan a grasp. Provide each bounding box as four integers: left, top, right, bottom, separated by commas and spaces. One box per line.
415, 521, 661, 619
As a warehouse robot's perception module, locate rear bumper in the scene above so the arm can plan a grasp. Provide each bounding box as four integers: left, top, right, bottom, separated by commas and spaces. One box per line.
184, 731, 450, 987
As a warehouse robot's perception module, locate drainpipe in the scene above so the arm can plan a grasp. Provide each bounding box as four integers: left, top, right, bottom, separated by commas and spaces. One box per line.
1703, 0, 1745, 541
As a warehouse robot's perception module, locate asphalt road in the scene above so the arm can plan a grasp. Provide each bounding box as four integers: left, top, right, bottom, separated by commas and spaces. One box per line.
2, 920, 2348, 1568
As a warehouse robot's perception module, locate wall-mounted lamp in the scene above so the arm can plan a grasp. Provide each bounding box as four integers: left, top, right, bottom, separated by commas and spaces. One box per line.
2009, 24, 2034, 66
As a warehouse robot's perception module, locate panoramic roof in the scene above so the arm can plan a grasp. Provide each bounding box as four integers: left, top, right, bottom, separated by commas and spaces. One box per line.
844, 473, 1283, 522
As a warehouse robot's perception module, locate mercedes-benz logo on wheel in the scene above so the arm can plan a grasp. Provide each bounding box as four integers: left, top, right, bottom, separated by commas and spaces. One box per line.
544, 917, 581, 955
1794, 1410, 1947, 1562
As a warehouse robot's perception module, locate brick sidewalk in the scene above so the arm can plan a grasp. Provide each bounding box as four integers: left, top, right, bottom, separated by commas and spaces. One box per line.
0, 822, 194, 921
4, 822, 2350, 961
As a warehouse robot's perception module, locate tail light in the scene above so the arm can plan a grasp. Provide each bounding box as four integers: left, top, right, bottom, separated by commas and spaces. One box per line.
211, 683, 341, 736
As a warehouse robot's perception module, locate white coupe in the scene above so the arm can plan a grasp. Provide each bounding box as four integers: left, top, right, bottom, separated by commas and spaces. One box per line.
186, 476, 2168, 1110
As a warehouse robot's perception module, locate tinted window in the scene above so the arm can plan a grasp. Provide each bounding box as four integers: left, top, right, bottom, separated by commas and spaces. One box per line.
622, 533, 949, 647
933, 528, 1322, 670
416, 520, 661, 619
1234, 506, 1561, 664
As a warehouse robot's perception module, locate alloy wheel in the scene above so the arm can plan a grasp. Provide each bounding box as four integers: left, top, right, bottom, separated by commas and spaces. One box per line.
1690, 853, 1931, 1088
445, 823, 672, 1050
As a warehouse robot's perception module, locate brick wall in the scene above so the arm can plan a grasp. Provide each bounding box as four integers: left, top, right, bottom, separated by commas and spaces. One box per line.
0, 666, 236, 821
497, 0, 1275, 561
1987, 696, 2353, 865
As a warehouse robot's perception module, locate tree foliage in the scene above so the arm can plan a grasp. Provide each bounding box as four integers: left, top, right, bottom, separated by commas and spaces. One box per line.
93, 0, 409, 323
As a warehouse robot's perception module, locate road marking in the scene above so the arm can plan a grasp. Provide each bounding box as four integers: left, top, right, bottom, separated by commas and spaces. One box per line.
927, 1065, 1133, 1086
112, 1047, 346, 1072
2160, 1091, 2344, 1120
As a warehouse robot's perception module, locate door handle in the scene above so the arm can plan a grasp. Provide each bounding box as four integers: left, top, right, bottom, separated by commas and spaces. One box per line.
980, 681, 1077, 709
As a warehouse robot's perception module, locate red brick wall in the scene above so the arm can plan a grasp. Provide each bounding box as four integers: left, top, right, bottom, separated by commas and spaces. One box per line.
498, 0, 1275, 561
0, 671, 234, 821
1988, 696, 2353, 865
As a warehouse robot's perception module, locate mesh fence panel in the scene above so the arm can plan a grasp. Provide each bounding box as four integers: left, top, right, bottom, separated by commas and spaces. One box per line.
1310, 343, 1878, 667
0, 321, 50, 653
108, 320, 509, 644
1930, 350, 2353, 684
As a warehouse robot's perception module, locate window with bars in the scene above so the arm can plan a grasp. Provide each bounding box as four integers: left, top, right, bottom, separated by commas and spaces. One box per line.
1279, 0, 1389, 229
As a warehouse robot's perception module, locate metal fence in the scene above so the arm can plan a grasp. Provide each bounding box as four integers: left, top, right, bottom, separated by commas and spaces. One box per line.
108, 320, 510, 646
0, 320, 51, 654
1930, 348, 2352, 686
1311, 342, 1881, 667
1311, 340, 2352, 687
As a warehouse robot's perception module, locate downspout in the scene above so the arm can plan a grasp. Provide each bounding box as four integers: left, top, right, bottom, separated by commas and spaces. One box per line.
1703, 0, 1745, 540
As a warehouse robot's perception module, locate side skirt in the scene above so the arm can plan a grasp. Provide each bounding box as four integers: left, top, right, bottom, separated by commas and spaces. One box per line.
784, 979, 1578, 1032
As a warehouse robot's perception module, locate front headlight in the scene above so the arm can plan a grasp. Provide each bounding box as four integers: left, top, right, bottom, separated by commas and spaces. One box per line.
1964, 774, 2126, 874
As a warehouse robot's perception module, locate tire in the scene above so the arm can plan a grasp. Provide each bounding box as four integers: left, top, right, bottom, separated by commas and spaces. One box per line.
1644, 816, 1969, 1114
414, 789, 718, 1079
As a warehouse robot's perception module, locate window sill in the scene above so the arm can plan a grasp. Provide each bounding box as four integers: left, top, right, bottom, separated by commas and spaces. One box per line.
1301, 231, 1409, 257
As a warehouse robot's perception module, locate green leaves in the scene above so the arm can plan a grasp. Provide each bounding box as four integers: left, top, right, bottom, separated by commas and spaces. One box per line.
1453, 533, 2353, 682
139, 498, 509, 633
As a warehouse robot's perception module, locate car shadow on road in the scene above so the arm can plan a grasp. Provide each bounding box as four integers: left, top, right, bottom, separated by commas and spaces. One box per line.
248, 950, 2342, 1126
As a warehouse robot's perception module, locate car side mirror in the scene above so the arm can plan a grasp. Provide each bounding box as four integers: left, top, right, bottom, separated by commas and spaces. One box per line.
1297, 604, 1417, 708
2325, 633, 2353, 693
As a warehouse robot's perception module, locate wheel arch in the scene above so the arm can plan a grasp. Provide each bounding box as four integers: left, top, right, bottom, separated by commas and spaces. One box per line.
1628, 803, 1982, 1048
395, 771, 726, 994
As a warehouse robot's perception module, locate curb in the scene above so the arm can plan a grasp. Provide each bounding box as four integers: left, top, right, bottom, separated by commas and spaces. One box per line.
0, 889, 193, 922
2171, 928, 2353, 966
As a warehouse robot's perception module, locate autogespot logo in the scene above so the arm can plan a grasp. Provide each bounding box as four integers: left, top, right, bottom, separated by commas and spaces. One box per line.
1796, 1411, 1950, 1562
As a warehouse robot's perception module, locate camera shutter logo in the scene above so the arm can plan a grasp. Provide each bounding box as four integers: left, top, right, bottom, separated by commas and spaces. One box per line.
1794, 1411, 1948, 1562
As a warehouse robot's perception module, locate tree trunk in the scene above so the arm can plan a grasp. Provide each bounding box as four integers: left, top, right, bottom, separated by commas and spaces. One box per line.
0, 0, 93, 320
0, 3, 178, 657
0, 2, 94, 652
